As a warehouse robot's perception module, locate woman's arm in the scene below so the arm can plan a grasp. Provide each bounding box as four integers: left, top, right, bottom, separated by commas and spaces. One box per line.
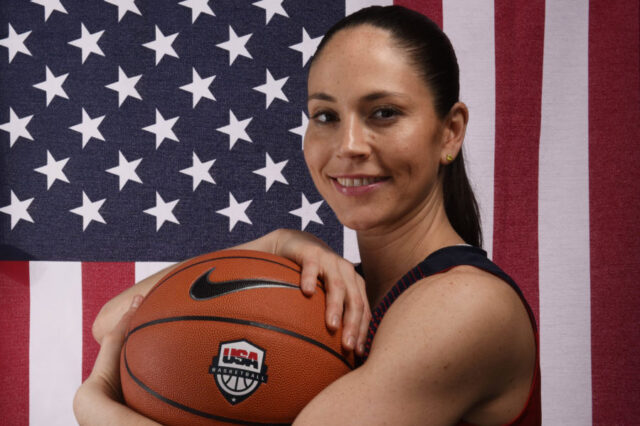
77, 229, 371, 425
74, 296, 162, 425
293, 268, 536, 425
91, 230, 280, 344
92, 229, 371, 354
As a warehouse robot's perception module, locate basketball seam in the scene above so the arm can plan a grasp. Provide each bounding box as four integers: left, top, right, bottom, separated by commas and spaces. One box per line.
146, 254, 325, 300
126, 315, 354, 370
123, 343, 290, 426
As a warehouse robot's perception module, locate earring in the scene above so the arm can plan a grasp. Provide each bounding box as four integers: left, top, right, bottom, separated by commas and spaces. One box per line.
446, 154, 453, 162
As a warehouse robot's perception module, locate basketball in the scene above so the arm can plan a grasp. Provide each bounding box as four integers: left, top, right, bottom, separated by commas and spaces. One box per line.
120, 249, 355, 425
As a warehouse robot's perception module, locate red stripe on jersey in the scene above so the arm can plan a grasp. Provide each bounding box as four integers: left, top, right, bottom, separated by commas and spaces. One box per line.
492, 0, 544, 321
588, 0, 640, 421
82, 262, 135, 380
0, 261, 30, 424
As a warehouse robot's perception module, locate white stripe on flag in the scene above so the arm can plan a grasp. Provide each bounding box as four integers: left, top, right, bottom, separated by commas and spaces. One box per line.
343, 226, 360, 264
442, 0, 496, 257
345, 0, 392, 16
29, 262, 82, 426
135, 262, 174, 284
538, 0, 592, 424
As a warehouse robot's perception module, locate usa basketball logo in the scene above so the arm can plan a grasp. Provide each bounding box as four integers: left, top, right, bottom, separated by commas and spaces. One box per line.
209, 340, 269, 405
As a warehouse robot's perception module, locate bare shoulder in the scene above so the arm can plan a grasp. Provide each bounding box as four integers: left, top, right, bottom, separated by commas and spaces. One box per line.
365, 265, 536, 423
377, 265, 533, 342
293, 266, 536, 425
389, 265, 532, 332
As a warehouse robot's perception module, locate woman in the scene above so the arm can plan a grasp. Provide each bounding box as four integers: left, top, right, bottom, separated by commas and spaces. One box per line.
74, 6, 540, 425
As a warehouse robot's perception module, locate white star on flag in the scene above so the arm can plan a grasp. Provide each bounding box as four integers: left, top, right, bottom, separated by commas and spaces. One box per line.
105, 66, 142, 107
0, 190, 34, 230
253, 153, 288, 191
104, 0, 142, 22
34, 150, 69, 190
143, 25, 179, 65
289, 193, 323, 230
180, 152, 215, 191
0, 24, 32, 63
143, 109, 180, 149
144, 192, 180, 231
68, 23, 105, 64
31, 0, 68, 22
0, 107, 34, 147
69, 108, 105, 148
216, 110, 252, 150
289, 111, 308, 149
33, 66, 69, 106
180, 68, 215, 108
216, 26, 252, 65
179, 0, 215, 23
216, 192, 252, 231
106, 151, 143, 190
253, 69, 289, 108
70, 191, 106, 231
289, 28, 322, 66
252, 0, 288, 24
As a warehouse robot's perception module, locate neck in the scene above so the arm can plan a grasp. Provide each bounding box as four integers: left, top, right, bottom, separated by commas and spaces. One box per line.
356, 188, 463, 308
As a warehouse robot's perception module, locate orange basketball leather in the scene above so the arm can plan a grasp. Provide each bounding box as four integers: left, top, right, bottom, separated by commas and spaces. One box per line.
120, 249, 355, 425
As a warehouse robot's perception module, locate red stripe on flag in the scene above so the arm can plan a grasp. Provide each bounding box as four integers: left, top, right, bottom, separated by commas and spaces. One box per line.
492, 0, 544, 320
395, 0, 442, 28
589, 0, 640, 421
82, 262, 135, 381
0, 261, 29, 424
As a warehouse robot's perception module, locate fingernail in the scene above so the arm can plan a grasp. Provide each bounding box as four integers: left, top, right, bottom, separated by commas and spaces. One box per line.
331, 315, 339, 328
131, 295, 142, 308
347, 336, 355, 349
358, 343, 365, 354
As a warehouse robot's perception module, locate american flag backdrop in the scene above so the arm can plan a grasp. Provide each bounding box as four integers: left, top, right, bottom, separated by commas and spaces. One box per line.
0, 0, 638, 424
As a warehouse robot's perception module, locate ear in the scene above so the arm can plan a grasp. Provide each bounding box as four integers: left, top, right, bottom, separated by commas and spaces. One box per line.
439, 102, 468, 165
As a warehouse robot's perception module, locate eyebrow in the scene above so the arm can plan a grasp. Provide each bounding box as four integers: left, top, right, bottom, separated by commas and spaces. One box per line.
362, 91, 407, 102
307, 90, 407, 103
308, 92, 335, 102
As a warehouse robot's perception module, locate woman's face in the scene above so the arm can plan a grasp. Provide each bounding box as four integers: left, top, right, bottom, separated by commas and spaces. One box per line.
304, 25, 446, 232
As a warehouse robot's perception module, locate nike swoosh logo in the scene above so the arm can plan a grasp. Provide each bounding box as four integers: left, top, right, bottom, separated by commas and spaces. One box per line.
189, 267, 298, 300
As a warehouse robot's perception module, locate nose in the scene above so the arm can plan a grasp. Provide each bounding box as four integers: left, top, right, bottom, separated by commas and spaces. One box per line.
337, 114, 370, 159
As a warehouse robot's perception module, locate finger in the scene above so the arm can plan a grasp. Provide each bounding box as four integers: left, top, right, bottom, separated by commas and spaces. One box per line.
356, 302, 371, 356
299, 260, 320, 296
114, 295, 142, 336
352, 272, 371, 355
91, 295, 142, 381
340, 275, 365, 352
340, 266, 369, 351
324, 275, 346, 332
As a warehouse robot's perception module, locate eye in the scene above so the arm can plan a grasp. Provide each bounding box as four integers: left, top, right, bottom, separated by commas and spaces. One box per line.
371, 107, 400, 120
311, 110, 338, 124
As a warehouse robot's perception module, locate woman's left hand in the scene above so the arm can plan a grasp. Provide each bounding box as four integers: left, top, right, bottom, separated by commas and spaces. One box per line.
270, 229, 371, 356
73, 295, 161, 425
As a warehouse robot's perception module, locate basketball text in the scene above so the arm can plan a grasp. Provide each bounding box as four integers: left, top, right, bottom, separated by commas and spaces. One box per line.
222, 348, 260, 369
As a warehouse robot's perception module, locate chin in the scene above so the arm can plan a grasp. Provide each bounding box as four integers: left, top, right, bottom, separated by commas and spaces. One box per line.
334, 210, 380, 231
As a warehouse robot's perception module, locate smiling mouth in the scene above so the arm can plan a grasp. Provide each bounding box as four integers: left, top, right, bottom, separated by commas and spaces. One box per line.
334, 176, 388, 187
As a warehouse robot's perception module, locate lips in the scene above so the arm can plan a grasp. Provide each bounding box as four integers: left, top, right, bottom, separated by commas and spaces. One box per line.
330, 175, 389, 195
335, 176, 386, 187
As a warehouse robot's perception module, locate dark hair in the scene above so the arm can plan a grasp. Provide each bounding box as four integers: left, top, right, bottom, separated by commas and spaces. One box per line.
310, 6, 482, 248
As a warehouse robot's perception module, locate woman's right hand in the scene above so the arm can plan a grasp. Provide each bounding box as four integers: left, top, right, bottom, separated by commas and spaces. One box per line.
268, 229, 371, 357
